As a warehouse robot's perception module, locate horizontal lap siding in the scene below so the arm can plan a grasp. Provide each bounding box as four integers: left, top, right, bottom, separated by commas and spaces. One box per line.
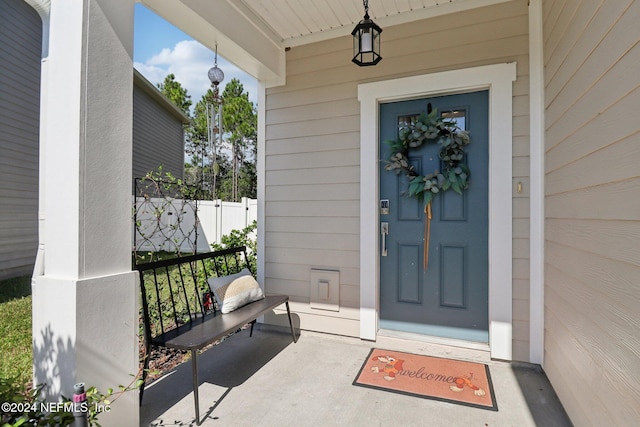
132, 86, 185, 181
0, 0, 41, 280
265, 0, 530, 344
542, 0, 640, 425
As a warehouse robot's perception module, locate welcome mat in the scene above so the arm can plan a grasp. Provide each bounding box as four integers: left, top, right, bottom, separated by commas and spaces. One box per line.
353, 348, 498, 411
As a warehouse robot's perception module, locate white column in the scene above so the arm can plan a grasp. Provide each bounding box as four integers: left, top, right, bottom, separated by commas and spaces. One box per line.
32, 1, 138, 425
256, 81, 266, 288
529, 0, 546, 366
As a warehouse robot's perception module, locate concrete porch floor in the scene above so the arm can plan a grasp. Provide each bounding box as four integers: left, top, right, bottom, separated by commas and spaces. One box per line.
141, 325, 572, 427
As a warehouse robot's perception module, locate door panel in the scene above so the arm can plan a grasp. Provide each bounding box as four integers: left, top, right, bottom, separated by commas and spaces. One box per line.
397, 242, 422, 303
440, 243, 466, 308
379, 91, 489, 342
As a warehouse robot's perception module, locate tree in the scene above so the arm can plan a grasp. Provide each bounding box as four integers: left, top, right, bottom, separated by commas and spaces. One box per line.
221, 78, 257, 201
188, 87, 225, 198
157, 73, 192, 116
157, 74, 200, 191
158, 73, 257, 201
237, 160, 257, 198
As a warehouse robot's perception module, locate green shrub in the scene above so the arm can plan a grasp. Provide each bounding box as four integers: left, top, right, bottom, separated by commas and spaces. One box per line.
0, 276, 31, 304
210, 220, 257, 275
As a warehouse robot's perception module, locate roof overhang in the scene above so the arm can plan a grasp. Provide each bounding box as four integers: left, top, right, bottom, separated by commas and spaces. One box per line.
141, 0, 286, 87
139, 0, 515, 87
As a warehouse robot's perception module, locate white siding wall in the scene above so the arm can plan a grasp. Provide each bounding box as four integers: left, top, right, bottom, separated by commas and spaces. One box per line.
0, 0, 41, 280
265, 0, 532, 355
542, 0, 640, 425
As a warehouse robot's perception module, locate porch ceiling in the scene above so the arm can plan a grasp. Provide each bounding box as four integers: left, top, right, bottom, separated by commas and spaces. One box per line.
140, 0, 512, 85
235, 0, 510, 47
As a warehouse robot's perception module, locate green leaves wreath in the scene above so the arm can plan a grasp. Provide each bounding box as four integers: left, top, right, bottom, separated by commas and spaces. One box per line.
383, 108, 471, 270
384, 109, 471, 207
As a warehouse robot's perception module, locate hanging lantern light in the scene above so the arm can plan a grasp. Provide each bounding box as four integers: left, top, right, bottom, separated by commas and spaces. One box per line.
352, 0, 382, 66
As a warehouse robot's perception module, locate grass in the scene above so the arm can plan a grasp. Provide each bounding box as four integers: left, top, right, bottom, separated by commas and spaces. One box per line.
0, 275, 32, 388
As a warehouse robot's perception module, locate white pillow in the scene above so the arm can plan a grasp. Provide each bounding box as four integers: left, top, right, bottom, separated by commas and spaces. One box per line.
207, 268, 264, 314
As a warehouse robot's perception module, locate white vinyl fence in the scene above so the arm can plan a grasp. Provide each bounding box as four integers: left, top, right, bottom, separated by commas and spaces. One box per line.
133, 197, 257, 253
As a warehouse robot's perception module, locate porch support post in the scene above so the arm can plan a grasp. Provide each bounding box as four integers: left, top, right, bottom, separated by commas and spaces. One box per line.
358, 88, 380, 341
32, 1, 138, 425
528, 0, 545, 366
257, 81, 267, 288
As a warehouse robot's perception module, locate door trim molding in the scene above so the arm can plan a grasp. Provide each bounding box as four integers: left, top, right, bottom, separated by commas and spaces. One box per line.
358, 63, 517, 361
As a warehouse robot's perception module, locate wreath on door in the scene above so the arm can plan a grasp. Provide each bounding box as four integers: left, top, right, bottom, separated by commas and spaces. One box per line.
384, 108, 472, 270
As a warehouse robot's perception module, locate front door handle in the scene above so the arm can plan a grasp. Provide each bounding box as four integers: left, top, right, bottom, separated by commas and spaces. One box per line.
381, 222, 389, 256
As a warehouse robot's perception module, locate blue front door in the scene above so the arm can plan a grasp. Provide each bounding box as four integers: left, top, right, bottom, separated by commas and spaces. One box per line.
379, 91, 489, 342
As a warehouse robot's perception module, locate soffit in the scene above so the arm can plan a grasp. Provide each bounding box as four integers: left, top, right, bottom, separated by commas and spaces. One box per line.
233, 0, 513, 47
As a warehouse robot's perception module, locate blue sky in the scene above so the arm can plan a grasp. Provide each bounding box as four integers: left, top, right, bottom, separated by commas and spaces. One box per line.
133, 4, 257, 109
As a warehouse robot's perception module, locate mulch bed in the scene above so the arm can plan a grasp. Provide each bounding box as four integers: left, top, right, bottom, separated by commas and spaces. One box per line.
140, 343, 189, 383
139, 323, 251, 384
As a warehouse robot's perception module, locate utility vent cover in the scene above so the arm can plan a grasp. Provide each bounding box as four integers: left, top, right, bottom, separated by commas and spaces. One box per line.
310, 269, 340, 312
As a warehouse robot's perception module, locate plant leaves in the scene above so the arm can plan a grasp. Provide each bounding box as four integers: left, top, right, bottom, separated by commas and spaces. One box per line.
423, 192, 434, 206
382, 106, 472, 206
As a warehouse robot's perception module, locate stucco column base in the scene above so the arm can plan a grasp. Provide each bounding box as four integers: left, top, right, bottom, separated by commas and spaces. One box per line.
33, 271, 139, 426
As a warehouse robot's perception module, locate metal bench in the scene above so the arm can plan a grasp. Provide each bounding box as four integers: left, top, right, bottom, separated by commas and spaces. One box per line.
136, 246, 296, 425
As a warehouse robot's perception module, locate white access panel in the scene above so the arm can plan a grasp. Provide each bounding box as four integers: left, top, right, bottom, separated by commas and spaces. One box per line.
310, 269, 340, 312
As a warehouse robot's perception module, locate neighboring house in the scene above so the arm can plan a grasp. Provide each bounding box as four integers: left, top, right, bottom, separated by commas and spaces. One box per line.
0, 0, 41, 281
0, 0, 187, 280
133, 69, 188, 182
26, 1, 639, 426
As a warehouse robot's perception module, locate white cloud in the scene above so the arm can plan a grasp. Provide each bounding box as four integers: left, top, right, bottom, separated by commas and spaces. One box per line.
134, 40, 258, 111
133, 62, 167, 86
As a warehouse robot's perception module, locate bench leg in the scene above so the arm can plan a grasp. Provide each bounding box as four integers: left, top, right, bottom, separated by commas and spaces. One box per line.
249, 319, 256, 337
139, 341, 151, 405
285, 301, 297, 343
191, 349, 200, 425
